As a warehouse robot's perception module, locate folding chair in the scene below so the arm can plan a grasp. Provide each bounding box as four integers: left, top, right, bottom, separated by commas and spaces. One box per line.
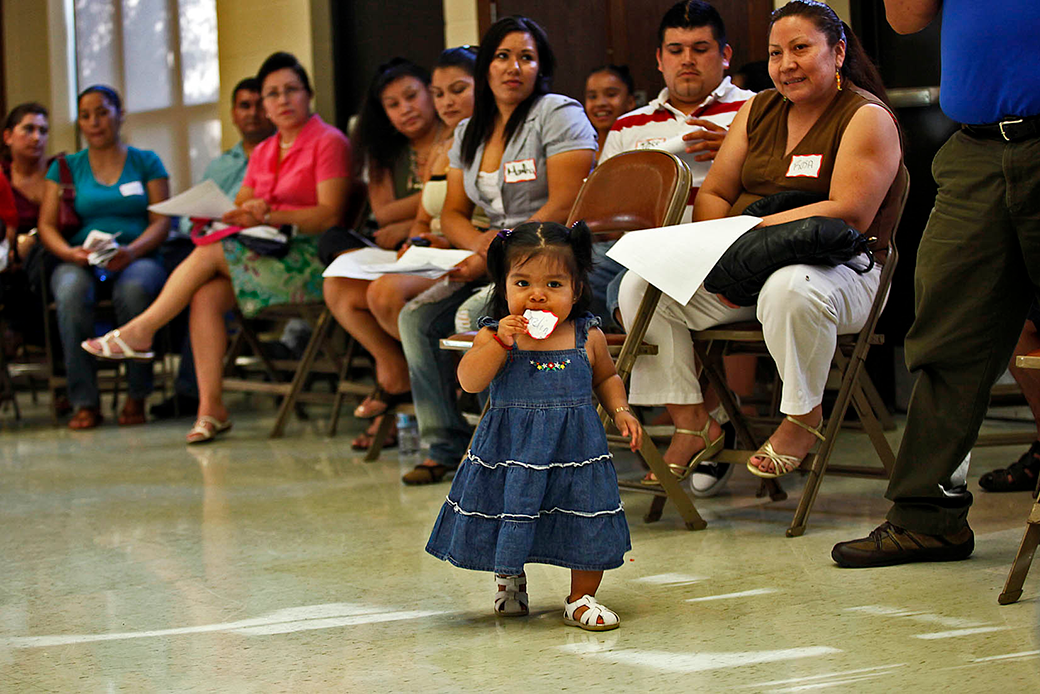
221, 181, 376, 438
997, 350, 1040, 605
221, 302, 355, 437
672, 164, 910, 537
439, 150, 704, 528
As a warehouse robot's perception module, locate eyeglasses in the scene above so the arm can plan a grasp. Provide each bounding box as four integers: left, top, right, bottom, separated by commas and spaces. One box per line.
262, 85, 306, 101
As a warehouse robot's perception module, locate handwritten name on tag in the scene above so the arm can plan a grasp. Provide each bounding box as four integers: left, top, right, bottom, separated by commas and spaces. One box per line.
786, 154, 823, 178
636, 137, 667, 150
504, 158, 537, 183
119, 181, 145, 197
524, 309, 559, 339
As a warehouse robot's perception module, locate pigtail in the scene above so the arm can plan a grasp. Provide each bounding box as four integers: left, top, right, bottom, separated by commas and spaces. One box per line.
567, 221, 594, 318
485, 231, 512, 319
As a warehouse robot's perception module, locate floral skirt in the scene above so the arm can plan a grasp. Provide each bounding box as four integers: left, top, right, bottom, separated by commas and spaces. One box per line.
222, 236, 324, 318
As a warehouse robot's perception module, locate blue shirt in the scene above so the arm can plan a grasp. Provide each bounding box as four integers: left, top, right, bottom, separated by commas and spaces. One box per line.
178, 141, 250, 235
939, 0, 1040, 124
46, 146, 168, 246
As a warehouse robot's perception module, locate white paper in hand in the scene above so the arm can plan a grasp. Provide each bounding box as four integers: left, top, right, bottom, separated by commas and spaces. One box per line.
605, 216, 761, 305
148, 179, 236, 219
523, 309, 559, 339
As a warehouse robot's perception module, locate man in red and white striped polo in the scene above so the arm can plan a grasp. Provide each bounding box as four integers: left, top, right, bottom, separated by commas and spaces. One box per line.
600, 0, 754, 223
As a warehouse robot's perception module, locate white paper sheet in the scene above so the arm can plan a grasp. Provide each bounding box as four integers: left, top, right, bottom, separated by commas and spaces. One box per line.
322, 247, 399, 280
148, 179, 236, 219
322, 246, 476, 281
604, 215, 762, 305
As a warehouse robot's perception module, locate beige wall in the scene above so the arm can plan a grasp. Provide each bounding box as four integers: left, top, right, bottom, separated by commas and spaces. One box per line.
443, 0, 480, 47
215, 0, 335, 150
3, 0, 77, 155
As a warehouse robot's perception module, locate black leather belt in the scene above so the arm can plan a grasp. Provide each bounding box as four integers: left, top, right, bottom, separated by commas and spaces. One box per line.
962, 115, 1040, 142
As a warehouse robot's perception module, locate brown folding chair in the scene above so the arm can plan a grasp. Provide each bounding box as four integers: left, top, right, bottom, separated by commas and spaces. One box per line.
673, 164, 910, 536
998, 350, 1040, 604
439, 150, 703, 527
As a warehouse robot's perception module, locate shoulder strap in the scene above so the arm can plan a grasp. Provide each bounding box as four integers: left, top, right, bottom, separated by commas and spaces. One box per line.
574, 312, 601, 349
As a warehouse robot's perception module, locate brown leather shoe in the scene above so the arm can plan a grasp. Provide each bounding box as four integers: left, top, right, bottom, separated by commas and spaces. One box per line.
402, 462, 451, 485
68, 407, 103, 430
831, 521, 974, 568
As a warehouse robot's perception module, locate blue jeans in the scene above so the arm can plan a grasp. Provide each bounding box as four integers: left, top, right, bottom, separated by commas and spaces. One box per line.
51, 259, 167, 409
398, 281, 485, 468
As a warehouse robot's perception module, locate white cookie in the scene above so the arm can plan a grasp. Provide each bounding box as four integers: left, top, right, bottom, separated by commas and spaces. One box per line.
523, 309, 559, 340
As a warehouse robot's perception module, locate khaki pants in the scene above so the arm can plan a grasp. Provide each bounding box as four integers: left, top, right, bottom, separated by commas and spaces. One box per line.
886, 130, 1040, 535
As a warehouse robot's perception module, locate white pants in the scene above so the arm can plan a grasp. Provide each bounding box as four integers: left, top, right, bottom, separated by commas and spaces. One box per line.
617, 262, 882, 415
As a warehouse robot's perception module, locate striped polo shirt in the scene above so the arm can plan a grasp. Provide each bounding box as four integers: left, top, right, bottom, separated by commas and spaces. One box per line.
599, 76, 754, 220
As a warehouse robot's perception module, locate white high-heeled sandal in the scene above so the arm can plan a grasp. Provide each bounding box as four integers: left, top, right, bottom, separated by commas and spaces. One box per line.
563, 594, 620, 631
494, 573, 528, 616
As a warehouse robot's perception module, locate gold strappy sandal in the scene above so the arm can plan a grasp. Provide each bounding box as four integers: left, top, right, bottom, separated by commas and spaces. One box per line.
641, 418, 726, 486
746, 415, 826, 479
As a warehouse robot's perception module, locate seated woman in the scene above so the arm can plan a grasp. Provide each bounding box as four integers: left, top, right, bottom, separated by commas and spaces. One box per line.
321, 58, 443, 434
345, 47, 479, 451
583, 64, 636, 164
36, 86, 170, 430
618, 0, 902, 484
397, 15, 597, 484
81, 52, 351, 443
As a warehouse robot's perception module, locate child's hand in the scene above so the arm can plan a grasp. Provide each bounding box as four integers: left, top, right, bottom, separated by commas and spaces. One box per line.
495, 314, 528, 347
614, 410, 642, 452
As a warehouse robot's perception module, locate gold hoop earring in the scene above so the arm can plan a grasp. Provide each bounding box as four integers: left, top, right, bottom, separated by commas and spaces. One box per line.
836, 69, 842, 91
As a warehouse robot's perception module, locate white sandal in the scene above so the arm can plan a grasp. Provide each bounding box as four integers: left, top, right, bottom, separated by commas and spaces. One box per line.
494, 573, 529, 617
81, 329, 154, 362
746, 415, 826, 479
564, 594, 620, 631
186, 416, 233, 445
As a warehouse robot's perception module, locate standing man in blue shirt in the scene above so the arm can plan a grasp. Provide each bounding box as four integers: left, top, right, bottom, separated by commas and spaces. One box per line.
152, 77, 274, 418
832, 0, 1040, 567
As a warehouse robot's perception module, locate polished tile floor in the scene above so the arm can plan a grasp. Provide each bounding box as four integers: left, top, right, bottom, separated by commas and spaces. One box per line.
1, 394, 1038, 692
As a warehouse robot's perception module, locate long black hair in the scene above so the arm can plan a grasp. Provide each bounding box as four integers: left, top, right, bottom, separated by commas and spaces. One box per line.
353, 58, 432, 177
436, 45, 478, 74
770, 0, 891, 110
460, 15, 555, 167
2, 102, 49, 161
485, 220, 593, 321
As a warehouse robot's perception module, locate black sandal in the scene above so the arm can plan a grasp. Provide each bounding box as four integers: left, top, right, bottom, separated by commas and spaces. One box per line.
401, 463, 450, 485
979, 440, 1040, 492
353, 386, 413, 420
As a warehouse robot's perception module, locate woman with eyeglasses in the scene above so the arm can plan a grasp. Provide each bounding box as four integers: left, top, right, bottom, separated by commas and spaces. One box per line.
81, 52, 352, 443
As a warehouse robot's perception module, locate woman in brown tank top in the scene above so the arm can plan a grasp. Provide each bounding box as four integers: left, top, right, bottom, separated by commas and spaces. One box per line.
616, 0, 902, 489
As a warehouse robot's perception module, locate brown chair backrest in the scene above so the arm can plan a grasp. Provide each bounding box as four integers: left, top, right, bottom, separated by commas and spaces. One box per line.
566, 150, 691, 232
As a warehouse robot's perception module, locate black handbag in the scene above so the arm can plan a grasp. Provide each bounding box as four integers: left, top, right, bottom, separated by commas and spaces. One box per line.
235, 224, 295, 258
703, 192, 876, 307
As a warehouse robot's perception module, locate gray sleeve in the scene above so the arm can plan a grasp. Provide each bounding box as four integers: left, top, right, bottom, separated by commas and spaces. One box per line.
448, 118, 470, 170
538, 96, 597, 159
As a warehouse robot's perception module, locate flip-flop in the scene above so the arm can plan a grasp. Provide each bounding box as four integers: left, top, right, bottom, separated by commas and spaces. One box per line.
186, 416, 233, 444
81, 329, 155, 362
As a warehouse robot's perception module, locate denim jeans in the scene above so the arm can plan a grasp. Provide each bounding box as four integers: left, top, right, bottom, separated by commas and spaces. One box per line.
398, 280, 485, 468
51, 258, 167, 409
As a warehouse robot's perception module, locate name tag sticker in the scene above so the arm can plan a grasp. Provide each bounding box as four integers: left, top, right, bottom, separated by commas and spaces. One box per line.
504, 158, 537, 183
636, 137, 667, 150
786, 154, 823, 178
119, 181, 145, 197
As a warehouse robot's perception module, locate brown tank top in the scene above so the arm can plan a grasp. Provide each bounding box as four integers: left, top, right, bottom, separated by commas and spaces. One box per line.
730, 87, 904, 261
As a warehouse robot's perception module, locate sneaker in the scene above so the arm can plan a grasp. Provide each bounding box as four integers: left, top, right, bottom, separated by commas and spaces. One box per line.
831, 521, 974, 568
687, 462, 734, 497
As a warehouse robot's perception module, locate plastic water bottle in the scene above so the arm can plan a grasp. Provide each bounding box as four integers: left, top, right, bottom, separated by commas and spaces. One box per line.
396, 412, 421, 464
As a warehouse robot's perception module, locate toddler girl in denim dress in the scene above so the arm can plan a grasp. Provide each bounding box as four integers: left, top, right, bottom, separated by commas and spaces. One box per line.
425, 221, 641, 631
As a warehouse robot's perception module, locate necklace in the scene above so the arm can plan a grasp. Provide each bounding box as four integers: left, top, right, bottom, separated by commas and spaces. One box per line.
280, 136, 295, 150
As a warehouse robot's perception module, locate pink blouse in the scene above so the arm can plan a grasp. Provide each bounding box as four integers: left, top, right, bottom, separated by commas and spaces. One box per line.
242, 114, 351, 211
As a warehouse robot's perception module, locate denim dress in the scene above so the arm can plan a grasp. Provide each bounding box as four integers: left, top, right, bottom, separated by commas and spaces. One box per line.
426, 313, 631, 575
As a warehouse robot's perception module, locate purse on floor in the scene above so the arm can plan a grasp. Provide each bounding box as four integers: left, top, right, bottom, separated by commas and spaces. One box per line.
703, 192, 876, 307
